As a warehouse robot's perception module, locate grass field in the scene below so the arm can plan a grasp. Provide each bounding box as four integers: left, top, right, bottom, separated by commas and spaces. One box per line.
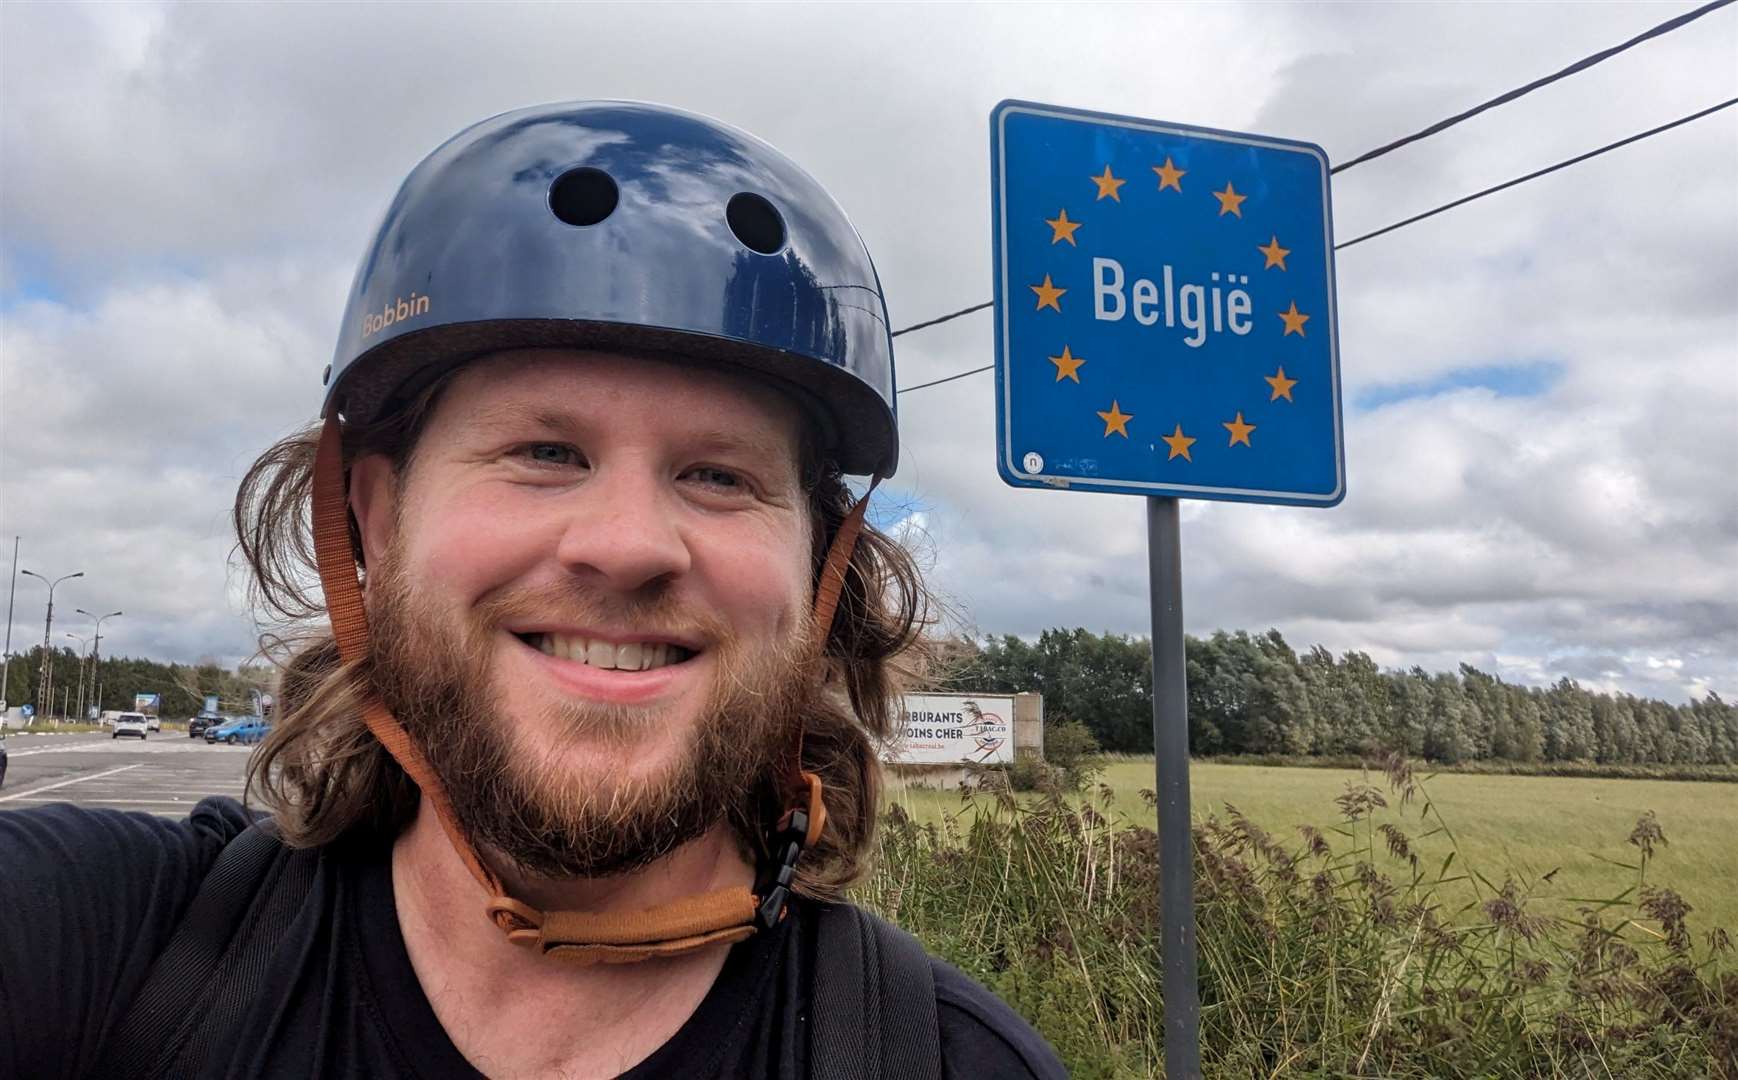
884, 757, 1738, 939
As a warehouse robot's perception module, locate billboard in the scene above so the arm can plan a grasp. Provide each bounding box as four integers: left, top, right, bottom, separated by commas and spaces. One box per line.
202, 694, 221, 717
886, 694, 1014, 765
134, 693, 161, 717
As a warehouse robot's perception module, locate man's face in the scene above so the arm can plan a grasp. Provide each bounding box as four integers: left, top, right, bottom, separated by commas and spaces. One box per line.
352, 349, 816, 878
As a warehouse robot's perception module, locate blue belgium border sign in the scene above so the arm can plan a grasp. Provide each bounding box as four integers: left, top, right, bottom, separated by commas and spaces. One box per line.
992, 99, 1344, 507
990, 99, 1348, 1080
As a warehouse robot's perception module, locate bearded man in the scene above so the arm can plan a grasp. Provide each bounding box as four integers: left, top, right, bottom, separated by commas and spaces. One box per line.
0, 103, 1064, 1079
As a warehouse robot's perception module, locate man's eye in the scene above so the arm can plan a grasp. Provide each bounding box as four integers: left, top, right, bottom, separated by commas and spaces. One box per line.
520, 443, 584, 467
686, 466, 745, 490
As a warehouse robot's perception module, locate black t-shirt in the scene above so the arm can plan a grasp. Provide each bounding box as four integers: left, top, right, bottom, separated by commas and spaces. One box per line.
0, 798, 1064, 1079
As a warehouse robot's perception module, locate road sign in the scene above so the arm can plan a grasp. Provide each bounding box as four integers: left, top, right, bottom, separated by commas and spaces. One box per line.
992, 100, 1343, 506
887, 694, 1015, 765
990, 99, 1349, 1080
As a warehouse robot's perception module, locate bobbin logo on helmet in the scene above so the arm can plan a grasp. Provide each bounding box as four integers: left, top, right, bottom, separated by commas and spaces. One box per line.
326, 101, 898, 477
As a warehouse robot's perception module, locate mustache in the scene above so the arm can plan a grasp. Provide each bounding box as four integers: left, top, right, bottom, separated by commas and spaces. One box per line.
471, 579, 736, 648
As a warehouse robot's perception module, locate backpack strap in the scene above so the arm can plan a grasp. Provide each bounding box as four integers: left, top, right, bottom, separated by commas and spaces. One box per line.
810, 902, 941, 1080
97, 822, 317, 1080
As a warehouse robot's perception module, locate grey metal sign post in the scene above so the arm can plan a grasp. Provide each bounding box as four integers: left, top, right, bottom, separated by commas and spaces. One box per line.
991, 99, 1344, 1077
1147, 496, 1199, 1076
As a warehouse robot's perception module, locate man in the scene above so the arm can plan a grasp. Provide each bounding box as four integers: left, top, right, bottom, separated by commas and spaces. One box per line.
0, 102, 1065, 1078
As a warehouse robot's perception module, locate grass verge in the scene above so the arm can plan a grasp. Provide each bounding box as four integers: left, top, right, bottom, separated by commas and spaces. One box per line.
861, 755, 1736, 1077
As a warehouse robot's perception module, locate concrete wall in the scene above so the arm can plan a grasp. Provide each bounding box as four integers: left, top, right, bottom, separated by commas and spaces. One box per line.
1013, 692, 1044, 758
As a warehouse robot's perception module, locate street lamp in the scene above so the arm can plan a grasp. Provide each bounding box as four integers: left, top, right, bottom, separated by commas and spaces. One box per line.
21, 569, 82, 720
77, 608, 122, 717
66, 632, 90, 721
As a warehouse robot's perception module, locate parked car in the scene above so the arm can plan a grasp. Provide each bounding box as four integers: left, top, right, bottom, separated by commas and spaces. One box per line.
188, 714, 221, 739
113, 713, 150, 739
205, 716, 269, 745
145, 714, 162, 732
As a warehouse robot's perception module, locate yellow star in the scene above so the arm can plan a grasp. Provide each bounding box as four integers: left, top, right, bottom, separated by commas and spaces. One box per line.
1265, 366, 1297, 402
1162, 424, 1196, 461
1089, 165, 1127, 202
1030, 274, 1066, 312
1212, 181, 1247, 217
1278, 301, 1310, 337
1222, 411, 1255, 447
1044, 208, 1082, 246
1049, 345, 1086, 383
1152, 156, 1185, 193
1097, 400, 1132, 438
1258, 235, 1290, 270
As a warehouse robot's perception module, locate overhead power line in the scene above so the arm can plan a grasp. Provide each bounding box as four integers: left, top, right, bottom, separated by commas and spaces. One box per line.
893, 96, 1738, 395
899, 364, 994, 394
888, 2, 1733, 376
1335, 96, 1737, 250
1330, 0, 1734, 174
890, 301, 993, 338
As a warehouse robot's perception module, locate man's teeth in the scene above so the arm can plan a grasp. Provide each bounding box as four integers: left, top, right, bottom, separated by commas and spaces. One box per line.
534, 633, 690, 670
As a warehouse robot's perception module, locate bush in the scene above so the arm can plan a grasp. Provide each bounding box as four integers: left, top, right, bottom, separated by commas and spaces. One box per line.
1003, 755, 1054, 792
1045, 719, 1100, 772
1045, 720, 1104, 793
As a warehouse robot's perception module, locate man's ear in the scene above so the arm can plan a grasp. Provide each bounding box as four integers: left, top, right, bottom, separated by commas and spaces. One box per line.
348, 453, 399, 574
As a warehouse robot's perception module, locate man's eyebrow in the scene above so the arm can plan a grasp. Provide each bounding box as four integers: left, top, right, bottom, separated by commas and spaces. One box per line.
684, 427, 791, 461
460, 406, 795, 463
465, 401, 577, 433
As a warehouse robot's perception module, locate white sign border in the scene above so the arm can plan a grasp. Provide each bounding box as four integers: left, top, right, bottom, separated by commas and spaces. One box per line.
994, 101, 1346, 505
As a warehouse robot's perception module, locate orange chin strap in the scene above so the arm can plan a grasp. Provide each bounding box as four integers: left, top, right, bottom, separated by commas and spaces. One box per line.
311, 413, 869, 964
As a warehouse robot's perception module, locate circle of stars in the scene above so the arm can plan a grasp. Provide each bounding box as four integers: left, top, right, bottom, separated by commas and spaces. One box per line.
1020, 143, 1316, 474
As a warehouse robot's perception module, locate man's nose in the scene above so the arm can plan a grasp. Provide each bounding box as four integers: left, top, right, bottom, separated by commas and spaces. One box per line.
553, 465, 693, 592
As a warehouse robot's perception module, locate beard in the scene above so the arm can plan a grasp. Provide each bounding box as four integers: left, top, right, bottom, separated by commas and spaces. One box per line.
365, 551, 815, 881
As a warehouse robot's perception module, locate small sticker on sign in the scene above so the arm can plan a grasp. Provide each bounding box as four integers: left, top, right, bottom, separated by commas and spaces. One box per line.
1023, 452, 1044, 473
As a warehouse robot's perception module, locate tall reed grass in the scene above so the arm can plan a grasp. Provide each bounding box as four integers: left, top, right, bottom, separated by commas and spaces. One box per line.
856, 753, 1735, 1077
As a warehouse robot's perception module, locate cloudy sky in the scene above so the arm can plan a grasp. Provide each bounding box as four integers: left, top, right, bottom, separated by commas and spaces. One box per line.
2, 2, 1734, 704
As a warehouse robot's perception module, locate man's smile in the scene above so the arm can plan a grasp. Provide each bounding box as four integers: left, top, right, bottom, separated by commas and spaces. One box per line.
517, 631, 696, 671
507, 627, 710, 707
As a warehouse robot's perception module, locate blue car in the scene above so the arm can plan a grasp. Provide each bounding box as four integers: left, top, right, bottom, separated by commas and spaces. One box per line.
204, 716, 270, 745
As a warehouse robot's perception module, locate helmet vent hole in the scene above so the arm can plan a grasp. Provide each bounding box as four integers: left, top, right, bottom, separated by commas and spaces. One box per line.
727, 193, 785, 255
550, 167, 618, 227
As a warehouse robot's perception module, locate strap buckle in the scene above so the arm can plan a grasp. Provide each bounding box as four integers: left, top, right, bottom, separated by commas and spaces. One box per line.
753, 771, 826, 929
752, 805, 811, 930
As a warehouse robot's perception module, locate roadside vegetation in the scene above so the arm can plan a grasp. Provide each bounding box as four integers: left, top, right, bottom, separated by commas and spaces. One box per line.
862, 752, 1737, 1077
1189, 753, 1738, 784
0, 645, 271, 721
4, 722, 110, 734
932, 627, 1737, 769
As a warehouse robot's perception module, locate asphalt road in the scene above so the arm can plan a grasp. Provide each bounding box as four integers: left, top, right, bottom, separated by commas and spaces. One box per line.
0, 731, 252, 817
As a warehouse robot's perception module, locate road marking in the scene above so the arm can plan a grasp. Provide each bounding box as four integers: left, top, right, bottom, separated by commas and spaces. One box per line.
4, 742, 250, 758
0, 798, 215, 807
0, 764, 143, 802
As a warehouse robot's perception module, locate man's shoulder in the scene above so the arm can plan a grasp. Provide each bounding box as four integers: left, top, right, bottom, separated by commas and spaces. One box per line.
0, 794, 254, 877
806, 902, 1065, 1079
0, 796, 262, 1080
929, 956, 1068, 1080
0, 793, 259, 958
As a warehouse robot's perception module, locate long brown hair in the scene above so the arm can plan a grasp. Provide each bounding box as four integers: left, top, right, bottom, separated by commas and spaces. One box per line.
235, 365, 929, 897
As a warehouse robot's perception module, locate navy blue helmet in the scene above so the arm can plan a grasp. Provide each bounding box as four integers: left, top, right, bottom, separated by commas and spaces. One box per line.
327, 101, 897, 476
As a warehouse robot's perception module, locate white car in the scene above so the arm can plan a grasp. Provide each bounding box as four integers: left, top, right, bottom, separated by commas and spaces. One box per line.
145, 714, 161, 732
113, 713, 149, 739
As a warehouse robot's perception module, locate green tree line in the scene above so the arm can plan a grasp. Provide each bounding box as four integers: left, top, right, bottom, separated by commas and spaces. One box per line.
1, 644, 270, 718
936, 628, 1738, 766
